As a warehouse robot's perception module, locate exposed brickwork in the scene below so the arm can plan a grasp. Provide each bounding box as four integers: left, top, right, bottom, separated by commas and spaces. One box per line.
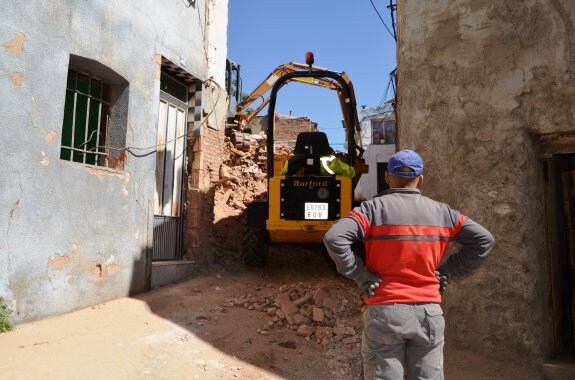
184, 112, 316, 262
184, 125, 227, 262
252, 114, 318, 147
274, 115, 318, 146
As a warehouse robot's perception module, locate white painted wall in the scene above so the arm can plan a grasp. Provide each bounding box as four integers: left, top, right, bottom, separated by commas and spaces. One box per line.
0, 0, 228, 323
356, 105, 396, 200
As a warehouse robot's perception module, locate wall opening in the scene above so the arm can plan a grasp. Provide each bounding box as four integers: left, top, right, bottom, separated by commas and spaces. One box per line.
60, 55, 129, 170
546, 153, 575, 359
376, 162, 389, 195
152, 57, 202, 261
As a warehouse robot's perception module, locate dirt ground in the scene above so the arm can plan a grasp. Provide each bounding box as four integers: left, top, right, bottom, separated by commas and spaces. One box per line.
0, 139, 543, 379
0, 246, 542, 380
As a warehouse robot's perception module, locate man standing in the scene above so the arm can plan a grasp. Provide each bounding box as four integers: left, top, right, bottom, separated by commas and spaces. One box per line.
323, 149, 494, 380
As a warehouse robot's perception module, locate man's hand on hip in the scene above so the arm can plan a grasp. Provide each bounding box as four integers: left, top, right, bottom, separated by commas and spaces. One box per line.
435, 268, 449, 294
354, 271, 381, 297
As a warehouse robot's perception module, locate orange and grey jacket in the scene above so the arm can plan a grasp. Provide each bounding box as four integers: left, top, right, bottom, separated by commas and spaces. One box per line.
323, 188, 495, 304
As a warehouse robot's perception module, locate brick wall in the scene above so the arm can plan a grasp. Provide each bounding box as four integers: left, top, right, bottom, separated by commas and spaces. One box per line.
275, 115, 318, 146
184, 113, 317, 262
184, 125, 226, 262
253, 114, 318, 147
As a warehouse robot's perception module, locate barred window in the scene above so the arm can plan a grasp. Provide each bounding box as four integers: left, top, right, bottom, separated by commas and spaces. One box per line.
384, 120, 396, 144
371, 119, 396, 145
59, 55, 129, 169
60, 70, 110, 165
372, 120, 384, 145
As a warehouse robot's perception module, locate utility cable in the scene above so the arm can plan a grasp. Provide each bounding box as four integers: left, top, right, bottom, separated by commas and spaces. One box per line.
388, 0, 397, 41
368, 0, 396, 41
81, 77, 222, 158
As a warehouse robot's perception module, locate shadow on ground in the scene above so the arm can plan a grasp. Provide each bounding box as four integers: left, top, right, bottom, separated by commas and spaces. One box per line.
135, 222, 363, 379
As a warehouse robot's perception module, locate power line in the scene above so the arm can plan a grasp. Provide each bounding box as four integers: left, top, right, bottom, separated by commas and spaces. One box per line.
368, 0, 396, 41
387, 0, 397, 41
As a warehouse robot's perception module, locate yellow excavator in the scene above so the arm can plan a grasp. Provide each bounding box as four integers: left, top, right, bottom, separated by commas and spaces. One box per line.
231, 53, 368, 266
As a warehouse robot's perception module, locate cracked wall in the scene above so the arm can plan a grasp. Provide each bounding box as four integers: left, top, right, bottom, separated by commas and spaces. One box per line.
0, 0, 228, 323
397, 0, 575, 362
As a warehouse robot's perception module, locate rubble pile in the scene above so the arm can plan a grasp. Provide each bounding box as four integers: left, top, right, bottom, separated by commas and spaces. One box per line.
214, 137, 293, 215
214, 139, 267, 214
212, 137, 293, 256
222, 281, 364, 350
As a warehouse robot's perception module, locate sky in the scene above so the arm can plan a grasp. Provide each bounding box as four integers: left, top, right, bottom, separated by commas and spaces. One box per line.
226, 0, 397, 151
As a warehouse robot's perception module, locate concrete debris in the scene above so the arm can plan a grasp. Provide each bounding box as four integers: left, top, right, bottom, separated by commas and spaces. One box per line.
296, 325, 315, 337
214, 139, 294, 215
222, 282, 363, 351
213, 139, 271, 217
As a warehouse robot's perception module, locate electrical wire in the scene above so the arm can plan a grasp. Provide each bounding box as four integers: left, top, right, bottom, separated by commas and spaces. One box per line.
126, 2, 220, 158
379, 76, 393, 105
82, 76, 222, 158
80, 2, 224, 159
388, 0, 397, 40
368, 0, 396, 41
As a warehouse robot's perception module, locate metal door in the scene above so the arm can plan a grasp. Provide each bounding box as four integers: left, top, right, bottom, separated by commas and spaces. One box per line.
153, 81, 187, 260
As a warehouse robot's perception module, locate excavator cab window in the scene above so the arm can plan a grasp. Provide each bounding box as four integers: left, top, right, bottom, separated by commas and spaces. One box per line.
285, 132, 333, 176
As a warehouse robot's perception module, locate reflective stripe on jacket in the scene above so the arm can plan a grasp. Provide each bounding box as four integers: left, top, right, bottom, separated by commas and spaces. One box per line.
279, 155, 355, 178
323, 188, 494, 304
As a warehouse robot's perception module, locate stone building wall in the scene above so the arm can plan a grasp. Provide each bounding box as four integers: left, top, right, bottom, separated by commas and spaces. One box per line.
397, 0, 575, 362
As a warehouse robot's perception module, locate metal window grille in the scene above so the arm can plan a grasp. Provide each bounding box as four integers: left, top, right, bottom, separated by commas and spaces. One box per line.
60, 70, 111, 166
371, 120, 385, 145
383, 120, 396, 145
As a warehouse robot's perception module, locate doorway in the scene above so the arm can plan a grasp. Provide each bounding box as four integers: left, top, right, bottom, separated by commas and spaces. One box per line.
377, 162, 389, 194
153, 72, 188, 260
547, 154, 575, 357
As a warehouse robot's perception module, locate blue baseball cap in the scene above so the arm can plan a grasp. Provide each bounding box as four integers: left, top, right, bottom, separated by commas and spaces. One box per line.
388, 150, 423, 178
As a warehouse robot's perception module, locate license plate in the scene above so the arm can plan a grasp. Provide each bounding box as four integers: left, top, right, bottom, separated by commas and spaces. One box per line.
304, 203, 328, 220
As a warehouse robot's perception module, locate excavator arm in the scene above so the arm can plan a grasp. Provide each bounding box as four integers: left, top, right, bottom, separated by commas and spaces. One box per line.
229, 62, 361, 135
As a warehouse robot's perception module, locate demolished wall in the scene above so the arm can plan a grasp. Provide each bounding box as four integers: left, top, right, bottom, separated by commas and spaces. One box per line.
185, 131, 270, 264
397, 0, 575, 361
253, 114, 318, 147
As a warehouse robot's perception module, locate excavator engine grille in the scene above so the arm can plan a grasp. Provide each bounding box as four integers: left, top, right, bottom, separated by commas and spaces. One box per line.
280, 176, 342, 221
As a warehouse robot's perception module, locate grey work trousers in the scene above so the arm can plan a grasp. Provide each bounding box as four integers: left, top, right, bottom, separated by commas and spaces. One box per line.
361, 303, 445, 380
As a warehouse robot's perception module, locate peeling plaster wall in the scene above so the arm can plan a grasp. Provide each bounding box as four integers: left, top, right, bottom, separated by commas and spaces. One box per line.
0, 0, 228, 323
397, 0, 575, 361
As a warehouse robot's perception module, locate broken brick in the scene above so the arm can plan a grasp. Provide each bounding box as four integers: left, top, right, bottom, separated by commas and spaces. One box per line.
296, 325, 314, 337
293, 313, 306, 325
315, 326, 333, 340
334, 326, 356, 336
294, 294, 312, 306
342, 336, 360, 345
323, 295, 339, 313
314, 288, 329, 306
313, 306, 324, 323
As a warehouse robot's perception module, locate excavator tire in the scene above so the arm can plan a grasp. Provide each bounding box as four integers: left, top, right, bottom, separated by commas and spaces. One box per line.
241, 224, 268, 267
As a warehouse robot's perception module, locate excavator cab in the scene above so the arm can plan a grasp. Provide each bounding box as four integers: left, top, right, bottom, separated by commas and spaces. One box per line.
241, 54, 366, 267
284, 132, 333, 176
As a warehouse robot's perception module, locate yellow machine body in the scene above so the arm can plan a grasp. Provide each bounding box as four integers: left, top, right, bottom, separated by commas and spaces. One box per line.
266, 175, 353, 243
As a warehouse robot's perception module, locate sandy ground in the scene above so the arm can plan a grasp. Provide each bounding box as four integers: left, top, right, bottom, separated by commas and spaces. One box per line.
0, 247, 542, 380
